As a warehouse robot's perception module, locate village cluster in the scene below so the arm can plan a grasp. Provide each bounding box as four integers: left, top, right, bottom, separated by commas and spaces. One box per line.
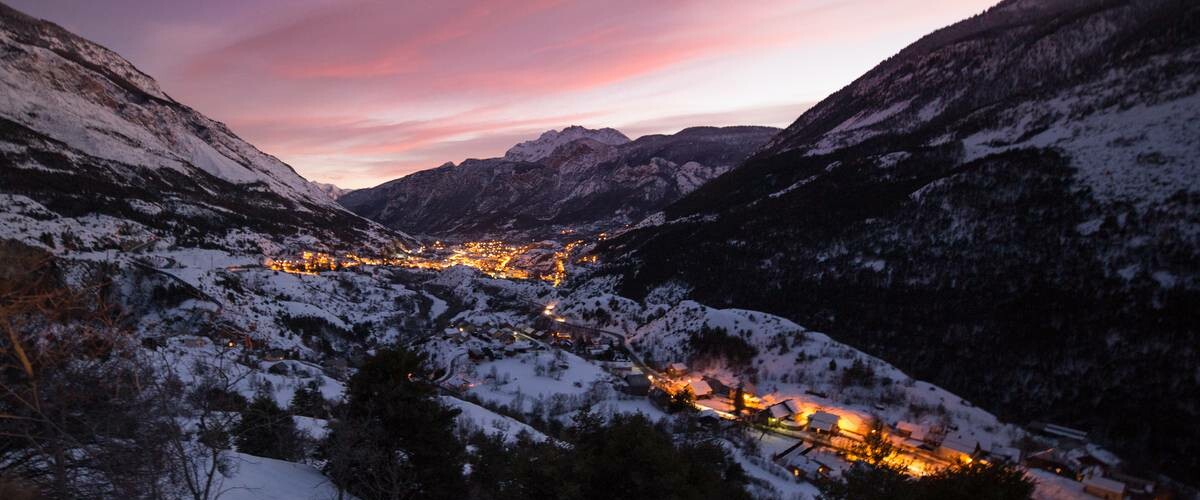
114, 240, 1163, 500
423, 301, 1159, 500
264, 239, 587, 286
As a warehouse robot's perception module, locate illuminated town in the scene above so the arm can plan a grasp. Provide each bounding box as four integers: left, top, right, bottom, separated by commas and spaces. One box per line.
264, 239, 592, 285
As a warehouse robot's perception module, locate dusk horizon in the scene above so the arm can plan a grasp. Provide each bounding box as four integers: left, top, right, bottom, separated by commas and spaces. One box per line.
2, 1, 1197, 499
9, 0, 995, 188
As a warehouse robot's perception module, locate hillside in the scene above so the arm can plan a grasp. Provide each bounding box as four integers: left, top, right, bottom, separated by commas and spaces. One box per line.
338, 126, 778, 239
0, 4, 410, 253
595, 0, 1200, 481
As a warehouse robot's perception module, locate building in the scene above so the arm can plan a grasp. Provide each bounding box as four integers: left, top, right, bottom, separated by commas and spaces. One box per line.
1030, 422, 1089, 442
687, 379, 714, 399
624, 373, 651, 396
806, 411, 841, 434
1082, 476, 1126, 500
1024, 449, 1079, 478
759, 400, 804, 429
937, 437, 981, 463
989, 446, 1022, 463
666, 362, 688, 376
784, 455, 827, 480
703, 376, 731, 397
892, 421, 929, 449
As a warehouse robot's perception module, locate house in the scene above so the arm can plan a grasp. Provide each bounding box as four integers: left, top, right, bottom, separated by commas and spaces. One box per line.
784, 455, 827, 480
263, 349, 287, 362
937, 436, 981, 463
666, 362, 688, 376
894, 421, 928, 442
687, 379, 714, 399
807, 411, 841, 434
768, 400, 796, 419
1082, 476, 1126, 500
989, 446, 1022, 463
1030, 422, 1089, 442
760, 400, 804, 429
703, 377, 730, 397
1024, 449, 1079, 478
624, 373, 651, 396
505, 340, 533, 353
892, 421, 929, 449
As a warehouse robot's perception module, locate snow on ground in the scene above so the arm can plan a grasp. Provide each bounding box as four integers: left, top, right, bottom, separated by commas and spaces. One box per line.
157, 337, 346, 408
1028, 469, 1090, 500
466, 349, 613, 414
217, 451, 347, 500
441, 395, 549, 442
722, 438, 820, 500
293, 416, 330, 441
962, 51, 1200, 209
559, 295, 1025, 457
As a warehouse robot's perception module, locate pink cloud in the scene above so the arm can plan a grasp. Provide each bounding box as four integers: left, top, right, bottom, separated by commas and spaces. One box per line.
8, 0, 1000, 188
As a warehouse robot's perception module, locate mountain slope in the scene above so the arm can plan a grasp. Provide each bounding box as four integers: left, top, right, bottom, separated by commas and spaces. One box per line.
339, 126, 778, 238
0, 3, 409, 252
596, 0, 1200, 481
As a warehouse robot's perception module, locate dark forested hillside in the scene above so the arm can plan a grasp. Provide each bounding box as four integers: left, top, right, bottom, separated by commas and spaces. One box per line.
596, 0, 1200, 481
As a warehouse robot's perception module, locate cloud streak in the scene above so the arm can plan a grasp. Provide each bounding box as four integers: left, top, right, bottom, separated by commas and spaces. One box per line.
10, 0, 998, 188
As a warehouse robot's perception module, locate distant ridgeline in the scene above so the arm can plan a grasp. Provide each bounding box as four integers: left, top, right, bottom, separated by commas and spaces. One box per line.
337, 125, 779, 239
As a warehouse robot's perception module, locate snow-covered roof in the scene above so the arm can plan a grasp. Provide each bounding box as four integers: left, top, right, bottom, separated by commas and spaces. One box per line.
940, 437, 978, 455
667, 362, 688, 372
688, 379, 713, 396
768, 400, 798, 419
786, 455, 823, 475
896, 421, 927, 441
807, 411, 840, 431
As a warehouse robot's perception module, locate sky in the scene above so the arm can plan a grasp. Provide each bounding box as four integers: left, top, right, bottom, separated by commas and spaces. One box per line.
11, 0, 997, 188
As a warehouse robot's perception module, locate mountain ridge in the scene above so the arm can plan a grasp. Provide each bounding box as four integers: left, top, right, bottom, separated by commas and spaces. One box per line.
339, 125, 780, 239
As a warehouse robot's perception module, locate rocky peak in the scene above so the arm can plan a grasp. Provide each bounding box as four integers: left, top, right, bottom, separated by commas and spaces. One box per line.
503, 125, 630, 163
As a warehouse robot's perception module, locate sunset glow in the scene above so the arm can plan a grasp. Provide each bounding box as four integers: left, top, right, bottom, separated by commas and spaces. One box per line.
15, 0, 996, 188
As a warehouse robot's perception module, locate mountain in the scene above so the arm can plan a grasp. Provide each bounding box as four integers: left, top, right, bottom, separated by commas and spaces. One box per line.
339, 125, 778, 238
503, 125, 630, 162
0, 3, 409, 253
594, 0, 1200, 481
310, 181, 354, 201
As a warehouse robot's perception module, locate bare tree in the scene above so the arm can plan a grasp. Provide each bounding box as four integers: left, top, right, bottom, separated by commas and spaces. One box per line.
152, 345, 257, 500
0, 241, 176, 498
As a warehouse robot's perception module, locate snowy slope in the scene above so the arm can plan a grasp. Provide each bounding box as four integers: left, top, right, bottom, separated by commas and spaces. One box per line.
596, 0, 1200, 481
0, 4, 411, 251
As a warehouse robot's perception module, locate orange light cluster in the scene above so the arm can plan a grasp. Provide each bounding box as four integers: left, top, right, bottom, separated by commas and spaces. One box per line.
539, 240, 582, 286
266, 240, 581, 284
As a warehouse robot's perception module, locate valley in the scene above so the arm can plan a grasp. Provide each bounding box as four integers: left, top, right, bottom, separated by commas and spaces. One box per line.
1, 0, 1196, 499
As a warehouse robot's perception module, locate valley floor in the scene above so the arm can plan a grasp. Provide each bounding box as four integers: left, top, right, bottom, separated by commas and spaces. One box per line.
38, 234, 1131, 500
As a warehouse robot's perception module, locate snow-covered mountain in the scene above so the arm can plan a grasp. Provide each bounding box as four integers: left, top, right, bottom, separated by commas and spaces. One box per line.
339, 126, 778, 238
310, 181, 354, 201
0, 3, 410, 253
502, 125, 631, 163
595, 0, 1200, 482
